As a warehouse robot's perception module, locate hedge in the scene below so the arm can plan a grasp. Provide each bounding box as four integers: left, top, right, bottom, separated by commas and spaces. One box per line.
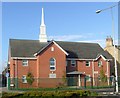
2, 90, 98, 98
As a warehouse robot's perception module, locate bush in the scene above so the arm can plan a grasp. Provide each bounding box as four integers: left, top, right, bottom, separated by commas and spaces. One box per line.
2, 90, 98, 97
2, 92, 21, 98
26, 72, 34, 85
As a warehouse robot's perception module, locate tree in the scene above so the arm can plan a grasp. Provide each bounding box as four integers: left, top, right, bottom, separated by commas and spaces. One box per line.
99, 66, 107, 82
26, 72, 34, 85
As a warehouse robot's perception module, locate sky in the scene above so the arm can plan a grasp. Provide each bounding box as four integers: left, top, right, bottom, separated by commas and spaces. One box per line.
1, 2, 119, 73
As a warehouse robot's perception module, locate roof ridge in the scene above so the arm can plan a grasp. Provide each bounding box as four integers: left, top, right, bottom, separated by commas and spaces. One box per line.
56, 41, 99, 44
9, 38, 39, 41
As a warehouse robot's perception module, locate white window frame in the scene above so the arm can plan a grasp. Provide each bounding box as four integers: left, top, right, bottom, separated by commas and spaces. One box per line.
50, 58, 56, 71
98, 61, 102, 67
86, 75, 91, 81
86, 61, 90, 67
22, 75, 27, 83
71, 60, 76, 67
49, 73, 56, 78
22, 60, 28, 66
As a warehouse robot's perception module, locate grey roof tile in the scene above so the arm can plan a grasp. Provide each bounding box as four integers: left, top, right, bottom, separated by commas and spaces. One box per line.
10, 39, 47, 57
9, 39, 112, 59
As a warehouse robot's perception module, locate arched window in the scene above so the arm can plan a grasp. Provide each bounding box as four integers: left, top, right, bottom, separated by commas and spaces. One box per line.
50, 58, 56, 71
98, 61, 102, 67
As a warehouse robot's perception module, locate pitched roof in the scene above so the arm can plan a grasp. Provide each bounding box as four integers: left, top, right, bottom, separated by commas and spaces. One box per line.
57, 41, 112, 59
9, 39, 47, 57
9, 39, 112, 59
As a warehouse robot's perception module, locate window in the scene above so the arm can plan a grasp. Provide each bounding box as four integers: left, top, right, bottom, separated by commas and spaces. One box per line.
86, 61, 90, 67
98, 61, 102, 67
22, 60, 28, 66
50, 58, 56, 71
66, 61, 68, 66
71, 60, 76, 67
85, 75, 91, 81
49, 73, 56, 78
51, 47, 54, 51
22, 75, 27, 83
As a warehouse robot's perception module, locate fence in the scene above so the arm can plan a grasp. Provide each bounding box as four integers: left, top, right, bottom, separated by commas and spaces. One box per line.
8, 76, 120, 90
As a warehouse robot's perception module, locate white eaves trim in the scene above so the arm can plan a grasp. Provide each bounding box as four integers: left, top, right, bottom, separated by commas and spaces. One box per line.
95, 54, 112, 61
11, 57, 37, 60
67, 55, 112, 61
53, 41, 68, 56
95, 55, 106, 61
34, 40, 68, 56
67, 58, 94, 61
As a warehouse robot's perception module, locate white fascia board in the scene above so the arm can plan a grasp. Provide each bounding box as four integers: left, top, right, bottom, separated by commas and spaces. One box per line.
95, 55, 112, 61
95, 55, 106, 61
11, 57, 37, 60
53, 41, 69, 56
67, 58, 94, 61
34, 41, 53, 56
67, 58, 112, 61
106, 59, 113, 61
34, 40, 68, 56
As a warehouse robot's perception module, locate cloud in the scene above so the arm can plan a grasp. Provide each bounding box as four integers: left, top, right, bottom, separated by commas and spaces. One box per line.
48, 34, 107, 48
78, 39, 106, 48
48, 35, 86, 41
48, 34, 120, 47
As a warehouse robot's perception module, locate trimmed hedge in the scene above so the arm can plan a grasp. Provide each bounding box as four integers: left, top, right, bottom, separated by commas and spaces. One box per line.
2, 90, 98, 98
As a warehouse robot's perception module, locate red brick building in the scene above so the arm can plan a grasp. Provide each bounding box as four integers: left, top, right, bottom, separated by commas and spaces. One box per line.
8, 8, 113, 88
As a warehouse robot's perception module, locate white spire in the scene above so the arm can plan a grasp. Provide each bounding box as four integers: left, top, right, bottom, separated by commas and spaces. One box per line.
39, 8, 47, 42
41, 8, 45, 26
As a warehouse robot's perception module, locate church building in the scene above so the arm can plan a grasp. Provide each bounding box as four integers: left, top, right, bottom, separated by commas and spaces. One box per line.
8, 8, 113, 88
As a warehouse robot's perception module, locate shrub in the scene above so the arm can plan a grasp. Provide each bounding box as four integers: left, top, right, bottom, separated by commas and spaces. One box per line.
26, 72, 34, 85
2, 90, 98, 97
2, 92, 21, 98
100, 66, 107, 82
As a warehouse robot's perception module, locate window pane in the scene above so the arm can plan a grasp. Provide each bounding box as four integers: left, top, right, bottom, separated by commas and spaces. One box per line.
22, 76, 27, 83
50, 58, 56, 70
50, 58, 55, 65
98, 61, 102, 67
50, 66, 55, 70
86, 61, 90, 66
50, 61, 54, 65
71, 60, 76, 66
86, 75, 90, 81
22, 60, 28, 66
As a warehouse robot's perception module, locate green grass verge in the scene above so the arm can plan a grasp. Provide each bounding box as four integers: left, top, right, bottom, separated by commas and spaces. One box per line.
9, 85, 114, 91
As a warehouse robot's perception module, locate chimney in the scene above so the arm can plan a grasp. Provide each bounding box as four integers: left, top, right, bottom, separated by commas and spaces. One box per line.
106, 36, 113, 47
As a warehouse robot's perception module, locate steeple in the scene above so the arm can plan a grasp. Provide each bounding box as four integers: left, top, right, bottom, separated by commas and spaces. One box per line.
41, 8, 45, 26
39, 8, 47, 42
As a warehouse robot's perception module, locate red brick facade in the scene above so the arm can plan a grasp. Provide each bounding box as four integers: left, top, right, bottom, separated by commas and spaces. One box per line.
9, 42, 111, 88
9, 42, 67, 88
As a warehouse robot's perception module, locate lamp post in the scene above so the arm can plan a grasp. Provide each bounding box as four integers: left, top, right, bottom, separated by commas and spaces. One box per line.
96, 4, 118, 93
